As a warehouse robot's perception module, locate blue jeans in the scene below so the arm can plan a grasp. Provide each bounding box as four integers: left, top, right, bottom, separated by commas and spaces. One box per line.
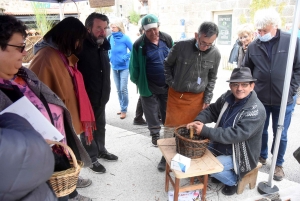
260, 102, 293, 166
210, 155, 237, 186
112, 69, 129, 113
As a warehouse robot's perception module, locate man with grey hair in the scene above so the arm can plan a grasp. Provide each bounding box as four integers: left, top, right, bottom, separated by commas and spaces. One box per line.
243, 8, 300, 181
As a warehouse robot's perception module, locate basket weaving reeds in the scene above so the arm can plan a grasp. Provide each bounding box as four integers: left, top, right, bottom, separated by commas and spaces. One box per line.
175, 125, 210, 159
47, 140, 83, 197
22, 36, 42, 63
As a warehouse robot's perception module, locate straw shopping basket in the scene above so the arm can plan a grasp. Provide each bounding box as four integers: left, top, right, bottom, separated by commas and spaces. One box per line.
47, 140, 83, 197
175, 125, 210, 159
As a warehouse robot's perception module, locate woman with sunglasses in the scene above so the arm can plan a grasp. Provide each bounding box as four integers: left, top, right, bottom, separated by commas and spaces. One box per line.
0, 15, 92, 201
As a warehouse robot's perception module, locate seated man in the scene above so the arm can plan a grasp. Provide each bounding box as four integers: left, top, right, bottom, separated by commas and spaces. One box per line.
187, 67, 266, 196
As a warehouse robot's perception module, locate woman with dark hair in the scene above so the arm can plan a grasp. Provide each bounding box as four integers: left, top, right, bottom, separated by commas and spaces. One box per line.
0, 15, 92, 201
30, 17, 94, 201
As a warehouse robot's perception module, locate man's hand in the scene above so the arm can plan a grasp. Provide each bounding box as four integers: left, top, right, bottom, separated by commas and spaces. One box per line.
186, 121, 204, 135
202, 103, 210, 110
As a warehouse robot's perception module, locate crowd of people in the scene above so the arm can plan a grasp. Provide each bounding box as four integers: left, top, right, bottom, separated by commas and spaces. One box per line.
0, 6, 299, 201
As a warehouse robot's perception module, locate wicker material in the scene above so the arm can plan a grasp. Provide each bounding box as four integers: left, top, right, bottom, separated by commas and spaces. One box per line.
175, 125, 210, 159
89, 0, 115, 8
47, 140, 83, 197
23, 36, 42, 63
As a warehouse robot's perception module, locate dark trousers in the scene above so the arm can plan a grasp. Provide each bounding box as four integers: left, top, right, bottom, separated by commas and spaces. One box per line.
141, 93, 167, 136
80, 105, 107, 163
134, 96, 144, 120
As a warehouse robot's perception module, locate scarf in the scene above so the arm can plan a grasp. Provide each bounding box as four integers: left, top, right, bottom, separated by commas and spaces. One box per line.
57, 51, 96, 145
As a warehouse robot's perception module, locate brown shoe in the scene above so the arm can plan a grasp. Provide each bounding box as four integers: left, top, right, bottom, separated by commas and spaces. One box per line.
120, 112, 126, 119
117, 112, 121, 115
259, 156, 267, 165
273, 166, 285, 181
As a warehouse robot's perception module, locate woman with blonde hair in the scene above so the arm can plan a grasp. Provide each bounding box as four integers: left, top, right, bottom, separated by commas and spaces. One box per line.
108, 20, 133, 119
237, 23, 255, 68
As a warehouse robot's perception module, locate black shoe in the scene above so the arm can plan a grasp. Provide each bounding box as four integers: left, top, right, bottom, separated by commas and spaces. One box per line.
211, 177, 221, 184
157, 156, 166, 172
133, 118, 147, 125
152, 133, 160, 146
90, 161, 106, 174
98, 152, 118, 161
221, 185, 237, 196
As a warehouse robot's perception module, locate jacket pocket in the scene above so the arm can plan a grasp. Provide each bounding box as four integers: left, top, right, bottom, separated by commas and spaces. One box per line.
201, 60, 214, 69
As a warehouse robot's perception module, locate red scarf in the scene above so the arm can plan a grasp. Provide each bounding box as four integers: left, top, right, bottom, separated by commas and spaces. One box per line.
58, 51, 96, 145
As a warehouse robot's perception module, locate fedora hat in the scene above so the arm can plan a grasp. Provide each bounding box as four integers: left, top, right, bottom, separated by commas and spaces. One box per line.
226, 67, 257, 82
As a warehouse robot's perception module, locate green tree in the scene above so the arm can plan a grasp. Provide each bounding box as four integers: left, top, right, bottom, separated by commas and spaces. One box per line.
31, 2, 54, 36
129, 10, 140, 25
248, 0, 286, 25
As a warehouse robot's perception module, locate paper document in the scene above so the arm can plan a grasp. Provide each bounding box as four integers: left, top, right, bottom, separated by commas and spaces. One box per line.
168, 190, 201, 201
0, 96, 64, 142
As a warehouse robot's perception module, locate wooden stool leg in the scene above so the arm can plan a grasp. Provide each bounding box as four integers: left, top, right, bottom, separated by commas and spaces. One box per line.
174, 178, 180, 201
165, 163, 170, 192
202, 174, 208, 201
190, 177, 195, 185
249, 169, 259, 189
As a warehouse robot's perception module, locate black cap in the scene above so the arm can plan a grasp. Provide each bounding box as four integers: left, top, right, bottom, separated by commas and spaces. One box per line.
226, 67, 257, 82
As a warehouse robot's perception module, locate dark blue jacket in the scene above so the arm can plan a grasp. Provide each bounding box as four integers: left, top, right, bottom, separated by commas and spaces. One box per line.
0, 113, 57, 201
243, 30, 300, 105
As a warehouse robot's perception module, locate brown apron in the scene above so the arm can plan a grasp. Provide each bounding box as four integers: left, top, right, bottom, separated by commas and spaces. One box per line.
165, 87, 204, 127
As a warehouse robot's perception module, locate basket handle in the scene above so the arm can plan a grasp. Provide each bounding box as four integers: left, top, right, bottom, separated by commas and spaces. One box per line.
46, 140, 78, 169
189, 125, 194, 139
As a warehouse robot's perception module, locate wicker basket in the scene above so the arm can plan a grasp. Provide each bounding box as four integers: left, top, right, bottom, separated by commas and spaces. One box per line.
23, 36, 43, 63
47, 140, 83, 197
175, 125, 210, 159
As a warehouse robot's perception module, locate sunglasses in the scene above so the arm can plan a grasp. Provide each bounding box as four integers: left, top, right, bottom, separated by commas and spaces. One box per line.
6, 43, 26, 53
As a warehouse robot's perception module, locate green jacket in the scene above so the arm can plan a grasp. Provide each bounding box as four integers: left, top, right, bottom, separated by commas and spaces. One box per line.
129, 31, 173, 97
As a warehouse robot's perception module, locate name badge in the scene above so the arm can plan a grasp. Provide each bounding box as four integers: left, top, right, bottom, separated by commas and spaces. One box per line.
197, 77, 201, 85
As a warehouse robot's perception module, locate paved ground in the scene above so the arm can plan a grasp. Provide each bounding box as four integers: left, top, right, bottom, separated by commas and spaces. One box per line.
78, 25, 300, 200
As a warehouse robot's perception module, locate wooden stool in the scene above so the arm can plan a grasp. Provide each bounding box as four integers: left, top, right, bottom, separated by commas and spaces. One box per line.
157, 138, 223, 201
237, 162, 262, 194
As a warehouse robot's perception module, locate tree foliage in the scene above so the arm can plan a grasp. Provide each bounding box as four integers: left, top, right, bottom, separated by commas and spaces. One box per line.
239, 0, 286, 26
31, 2, 54, 36
129, 10, 140, 25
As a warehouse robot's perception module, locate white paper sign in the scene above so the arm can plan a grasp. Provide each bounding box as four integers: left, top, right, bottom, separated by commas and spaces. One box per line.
0, 96, 64, 142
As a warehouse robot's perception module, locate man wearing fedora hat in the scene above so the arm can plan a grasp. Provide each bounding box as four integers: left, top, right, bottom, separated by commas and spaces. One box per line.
187, 67, 266, 196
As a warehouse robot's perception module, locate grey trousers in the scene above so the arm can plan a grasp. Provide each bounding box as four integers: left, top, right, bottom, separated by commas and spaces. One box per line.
141, 93, 167, 136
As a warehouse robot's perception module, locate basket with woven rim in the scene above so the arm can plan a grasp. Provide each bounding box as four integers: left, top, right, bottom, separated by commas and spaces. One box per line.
175, 125, 210, 159
47, 140, 83, 197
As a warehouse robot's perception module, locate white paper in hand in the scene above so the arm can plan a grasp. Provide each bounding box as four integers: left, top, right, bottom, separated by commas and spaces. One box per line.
0, 96, 64, 142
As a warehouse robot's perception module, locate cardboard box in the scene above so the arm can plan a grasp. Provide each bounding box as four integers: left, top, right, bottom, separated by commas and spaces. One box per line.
171, 153, 191, 173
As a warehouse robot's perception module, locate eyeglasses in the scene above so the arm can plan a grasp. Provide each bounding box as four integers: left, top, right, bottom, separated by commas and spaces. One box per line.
230, 83, 250, 88
7, 43, 26, 53
199, 41, 215, 48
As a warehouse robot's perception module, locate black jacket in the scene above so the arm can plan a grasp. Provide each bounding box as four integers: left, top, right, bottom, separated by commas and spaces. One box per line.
164, 38, 221, 103
243, 30, 300, 105
77, 36, 111, 107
